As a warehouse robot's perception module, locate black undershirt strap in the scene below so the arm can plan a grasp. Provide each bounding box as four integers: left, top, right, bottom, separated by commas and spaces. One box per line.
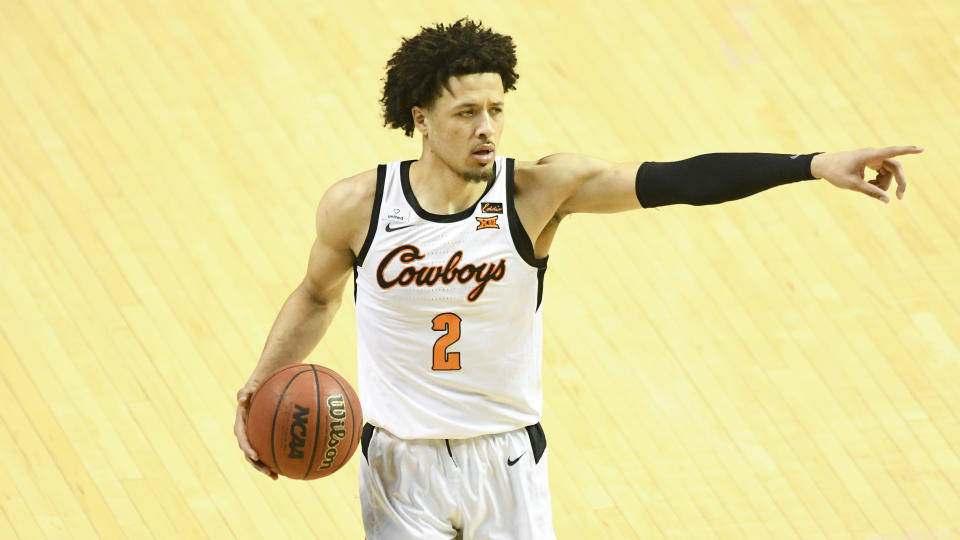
635, 152, 822, 208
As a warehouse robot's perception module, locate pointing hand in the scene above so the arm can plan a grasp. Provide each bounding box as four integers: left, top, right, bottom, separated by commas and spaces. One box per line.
811, 146, 924, 203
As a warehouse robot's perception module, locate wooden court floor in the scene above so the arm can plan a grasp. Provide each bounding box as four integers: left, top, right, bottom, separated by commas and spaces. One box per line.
1, 0, 958, 538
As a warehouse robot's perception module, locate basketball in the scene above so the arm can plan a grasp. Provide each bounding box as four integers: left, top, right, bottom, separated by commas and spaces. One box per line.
246, 364, 363, 480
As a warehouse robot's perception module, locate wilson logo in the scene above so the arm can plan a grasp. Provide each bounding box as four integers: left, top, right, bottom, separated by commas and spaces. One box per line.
288, 404, 310, 459
377, 244, 506, 302
319, 394, 347, 469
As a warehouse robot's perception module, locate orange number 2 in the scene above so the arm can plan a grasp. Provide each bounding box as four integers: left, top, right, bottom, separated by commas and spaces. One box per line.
431, 313, 462, 370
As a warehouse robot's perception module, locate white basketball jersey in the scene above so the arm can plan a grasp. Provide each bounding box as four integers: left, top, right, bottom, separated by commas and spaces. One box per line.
353, 157, 548, 439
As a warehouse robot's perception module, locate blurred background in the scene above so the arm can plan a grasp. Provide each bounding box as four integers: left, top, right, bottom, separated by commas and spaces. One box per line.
1, 0, 957, 538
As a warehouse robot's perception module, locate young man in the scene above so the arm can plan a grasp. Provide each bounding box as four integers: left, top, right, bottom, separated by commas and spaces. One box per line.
234, 19, 921, 539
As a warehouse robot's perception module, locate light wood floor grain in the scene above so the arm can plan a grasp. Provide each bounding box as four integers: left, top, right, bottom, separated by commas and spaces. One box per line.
1, 0, 957, 538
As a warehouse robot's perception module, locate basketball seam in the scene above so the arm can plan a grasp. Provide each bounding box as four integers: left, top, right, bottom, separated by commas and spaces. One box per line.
303, 365, 323, 479
270, 368, 312, 478
250, 364, 302, 407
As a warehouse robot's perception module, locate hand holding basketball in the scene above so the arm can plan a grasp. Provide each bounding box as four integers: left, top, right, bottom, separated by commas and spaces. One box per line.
235, 383, 279, 480
811, 146, 924, 203
239, 364, 363, 480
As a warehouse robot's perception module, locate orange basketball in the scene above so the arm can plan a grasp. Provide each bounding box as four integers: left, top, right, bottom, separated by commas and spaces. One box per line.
246, 364, 363, 480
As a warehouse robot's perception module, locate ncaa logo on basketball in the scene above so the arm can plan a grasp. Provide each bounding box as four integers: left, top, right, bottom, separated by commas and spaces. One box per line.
320, 394, 347, 469
288, 404, 310, 459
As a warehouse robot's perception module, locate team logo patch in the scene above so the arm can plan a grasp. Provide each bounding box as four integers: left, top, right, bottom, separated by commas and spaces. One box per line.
476, 216, 499, 230
481, 202, 503, 214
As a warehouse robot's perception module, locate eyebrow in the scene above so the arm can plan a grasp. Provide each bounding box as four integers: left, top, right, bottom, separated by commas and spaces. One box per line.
454, 101, 505, 109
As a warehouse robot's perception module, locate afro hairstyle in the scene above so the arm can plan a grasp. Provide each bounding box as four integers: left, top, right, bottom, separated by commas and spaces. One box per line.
380, 18, 519, 137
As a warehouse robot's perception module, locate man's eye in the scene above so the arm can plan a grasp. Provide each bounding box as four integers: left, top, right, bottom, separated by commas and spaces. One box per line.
459, 110, 474, 117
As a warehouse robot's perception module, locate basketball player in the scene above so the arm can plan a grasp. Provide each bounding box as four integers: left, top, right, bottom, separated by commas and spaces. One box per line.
234, 19, 922, 539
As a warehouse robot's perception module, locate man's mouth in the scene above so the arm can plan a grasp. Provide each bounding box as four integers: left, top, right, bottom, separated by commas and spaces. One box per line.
472, 146, 495, 164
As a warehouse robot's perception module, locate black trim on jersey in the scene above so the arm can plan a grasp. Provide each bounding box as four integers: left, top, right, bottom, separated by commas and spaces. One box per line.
399, 159, 498, 223
536, 266, 547, 311
505, 158, 549, 309
354, 165, 386, 302
505, 159, 548, 270
361, 422, 375, 463
355, 164, 387, 267
525, 422, 547, 464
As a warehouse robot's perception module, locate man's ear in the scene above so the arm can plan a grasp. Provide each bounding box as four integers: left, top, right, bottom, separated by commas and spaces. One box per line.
411, 106, 429, 137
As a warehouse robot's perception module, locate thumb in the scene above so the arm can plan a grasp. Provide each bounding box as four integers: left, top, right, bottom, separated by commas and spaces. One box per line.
237, 384, 257, 406
855, 180, 890, 203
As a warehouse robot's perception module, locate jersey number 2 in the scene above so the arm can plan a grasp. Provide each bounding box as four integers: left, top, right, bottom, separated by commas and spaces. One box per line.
431, 313, 462, 370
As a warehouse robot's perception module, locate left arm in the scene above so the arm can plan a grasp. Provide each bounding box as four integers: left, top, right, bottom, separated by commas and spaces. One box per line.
548, 146, 924, 216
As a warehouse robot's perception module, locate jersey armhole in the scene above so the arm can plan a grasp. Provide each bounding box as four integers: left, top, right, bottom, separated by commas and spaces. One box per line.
506, 158, 548, 270
355, 164, 386, 268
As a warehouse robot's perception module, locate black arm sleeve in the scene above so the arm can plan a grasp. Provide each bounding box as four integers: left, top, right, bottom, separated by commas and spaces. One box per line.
635, 152, 822, 208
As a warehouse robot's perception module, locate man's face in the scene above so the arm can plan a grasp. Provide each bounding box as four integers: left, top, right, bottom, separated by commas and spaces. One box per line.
413, 73, 505, 182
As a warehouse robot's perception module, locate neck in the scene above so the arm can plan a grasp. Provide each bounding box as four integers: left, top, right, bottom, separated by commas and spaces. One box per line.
408, 149, 492, 215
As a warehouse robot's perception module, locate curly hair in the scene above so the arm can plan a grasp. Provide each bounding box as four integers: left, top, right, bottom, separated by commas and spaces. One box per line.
381, 18, 519, 137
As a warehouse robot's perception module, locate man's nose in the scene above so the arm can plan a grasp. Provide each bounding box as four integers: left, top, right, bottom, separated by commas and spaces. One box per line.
475, 111, 493, 138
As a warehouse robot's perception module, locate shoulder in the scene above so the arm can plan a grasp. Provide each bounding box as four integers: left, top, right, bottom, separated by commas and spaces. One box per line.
513, 153, 609, 192
511, 153, 640, 222
512, 153, 610, 209
509, 154, 608, 234
319, 168, 378, 214
316, 167, 379, 253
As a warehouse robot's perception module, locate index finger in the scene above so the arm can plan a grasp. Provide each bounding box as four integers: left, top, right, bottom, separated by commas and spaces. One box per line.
870, 145, 924, 160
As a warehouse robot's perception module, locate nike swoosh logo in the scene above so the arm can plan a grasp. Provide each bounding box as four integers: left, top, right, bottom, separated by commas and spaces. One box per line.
384, 222, 415, 233
507, 452, 526, 466
790, 154, 801, 159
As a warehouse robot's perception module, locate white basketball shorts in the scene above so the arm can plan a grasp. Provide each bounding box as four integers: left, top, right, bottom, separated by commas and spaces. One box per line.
359, 423, 555, 539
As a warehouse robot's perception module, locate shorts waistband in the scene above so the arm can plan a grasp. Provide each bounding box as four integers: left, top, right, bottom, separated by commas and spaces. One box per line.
361, 422, 546, 464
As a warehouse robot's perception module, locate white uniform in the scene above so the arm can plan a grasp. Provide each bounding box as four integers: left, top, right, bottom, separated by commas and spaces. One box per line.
354, 156, 547, 439
354, 157, 555, 539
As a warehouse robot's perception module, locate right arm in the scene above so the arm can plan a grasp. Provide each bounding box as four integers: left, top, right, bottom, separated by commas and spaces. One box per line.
234, 171, 375, 478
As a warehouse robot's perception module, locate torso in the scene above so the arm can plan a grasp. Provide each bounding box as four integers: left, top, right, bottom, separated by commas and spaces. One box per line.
351, 157, 549, 439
